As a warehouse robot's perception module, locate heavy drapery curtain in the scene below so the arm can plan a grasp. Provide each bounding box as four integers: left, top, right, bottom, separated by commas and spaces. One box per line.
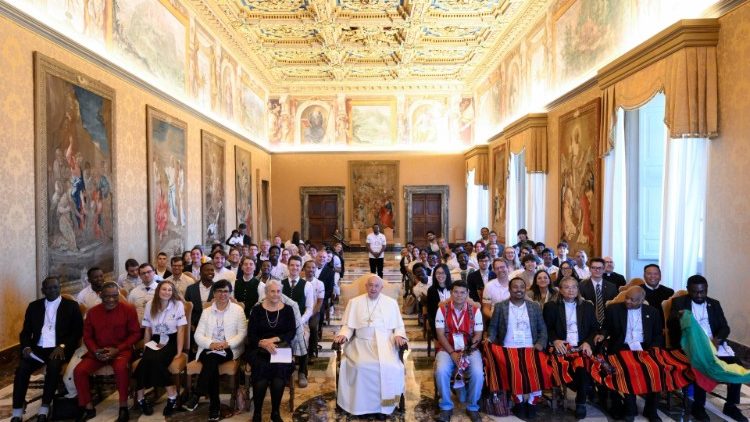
465, 149, 489, 186
659, 137, 708, 289
601, 108, 628, 278
466, 169, 490, 243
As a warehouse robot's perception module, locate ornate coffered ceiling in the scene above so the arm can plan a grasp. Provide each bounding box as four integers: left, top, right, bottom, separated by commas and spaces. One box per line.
191, 0, 549, 93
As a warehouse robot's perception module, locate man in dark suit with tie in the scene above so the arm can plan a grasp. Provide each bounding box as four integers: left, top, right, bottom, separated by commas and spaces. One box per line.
578, 257, 618, 328
667, 275, 747, 422
602, 286, 664, 422
12, 276, 83, 422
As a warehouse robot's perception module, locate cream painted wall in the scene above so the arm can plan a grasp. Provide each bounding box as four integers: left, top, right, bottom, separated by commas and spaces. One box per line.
704, 2, 750, 345
270, 152, 467, 246
0, 15, 271, 351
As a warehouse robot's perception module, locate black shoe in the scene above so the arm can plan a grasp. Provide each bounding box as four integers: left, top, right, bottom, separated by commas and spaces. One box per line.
691, 405, 710, 422
117, 407, 129, 422
575, 404, 587, 419
207, 410, 220, 421
76, 408, 96, 422
527, 403, 537, 418
645, 414, 662, 422
182, 394, 200, 412
724, 404, 749, 422
271, 412, 284, 422
163, 398, 177, 417
512, 402, 528, 418
137, 398, 153, 416
252, 410, 262, 422
10, 417, 22, 422
373, 414, 387, 421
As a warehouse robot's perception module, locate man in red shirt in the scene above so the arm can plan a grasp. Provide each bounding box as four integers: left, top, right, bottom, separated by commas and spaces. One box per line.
73, 282, 141, 422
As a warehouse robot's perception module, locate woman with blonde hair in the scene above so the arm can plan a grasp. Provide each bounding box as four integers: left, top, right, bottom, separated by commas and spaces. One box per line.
133, 280, 187, 416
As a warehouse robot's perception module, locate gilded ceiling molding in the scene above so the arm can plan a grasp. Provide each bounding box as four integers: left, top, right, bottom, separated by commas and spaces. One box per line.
597, 19, 720, 89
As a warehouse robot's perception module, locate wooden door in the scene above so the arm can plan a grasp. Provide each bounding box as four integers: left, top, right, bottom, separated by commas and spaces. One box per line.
308, 194, 338, 244
411, 193, 442, 243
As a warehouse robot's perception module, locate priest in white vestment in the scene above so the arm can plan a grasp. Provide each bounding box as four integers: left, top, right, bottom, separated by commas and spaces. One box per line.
334, 275, 408, 417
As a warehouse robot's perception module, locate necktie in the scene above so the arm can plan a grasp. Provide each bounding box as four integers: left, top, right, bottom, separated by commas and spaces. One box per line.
595, 284, 605, 324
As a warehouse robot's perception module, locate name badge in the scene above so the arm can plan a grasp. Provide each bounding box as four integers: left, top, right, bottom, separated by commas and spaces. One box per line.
452, 333, 465, 351
213, 326, 226, 341
159, 334, 169, 345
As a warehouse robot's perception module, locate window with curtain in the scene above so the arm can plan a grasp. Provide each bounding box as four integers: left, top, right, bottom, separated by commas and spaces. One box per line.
602, 92, 707, 288
505, 151, 526, 244
465, 169, 489, 244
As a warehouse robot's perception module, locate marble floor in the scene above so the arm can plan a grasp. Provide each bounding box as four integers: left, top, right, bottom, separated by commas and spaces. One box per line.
1, 252, 749, 421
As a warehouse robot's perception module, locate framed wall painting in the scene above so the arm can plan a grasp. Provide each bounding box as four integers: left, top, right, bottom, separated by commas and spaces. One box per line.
201, 130, 226, 245
347, 98, 397, 145
348, 160, 399, 234
146, 106, 187, 259
558, 98, 602, 257
234, 145, 252, 237
34, 52, 117, 286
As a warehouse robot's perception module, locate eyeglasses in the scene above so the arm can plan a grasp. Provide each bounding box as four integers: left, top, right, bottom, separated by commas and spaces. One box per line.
214, 289, 231, 294
590, 266, 605, 271
140, 269, 154, 276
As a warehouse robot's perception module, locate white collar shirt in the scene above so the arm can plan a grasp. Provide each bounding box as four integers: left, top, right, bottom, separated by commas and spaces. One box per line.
504, 301, 533, 348
39, 296, 62, 348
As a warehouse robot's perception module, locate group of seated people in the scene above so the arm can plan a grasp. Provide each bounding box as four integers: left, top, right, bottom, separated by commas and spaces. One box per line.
11, 228, 345, 422
397, 228, 747, 422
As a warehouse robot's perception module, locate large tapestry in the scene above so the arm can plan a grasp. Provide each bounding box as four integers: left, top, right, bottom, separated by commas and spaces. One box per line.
349, 161, 399, 234
202, 131, 226, 245
147, 106, 187, 258
559, 99, 601, 257
492, 144, 508, 242
234, 146, 253, 235
35, 53, 116, 284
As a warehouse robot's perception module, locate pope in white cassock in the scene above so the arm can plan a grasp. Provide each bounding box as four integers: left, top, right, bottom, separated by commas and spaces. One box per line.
334, 275, 408, 417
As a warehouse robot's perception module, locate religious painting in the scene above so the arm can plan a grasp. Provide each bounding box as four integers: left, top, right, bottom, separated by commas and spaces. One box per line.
188, 19, 216, 110
35, 53, 116, 285
458, 97, 475, 145
553, 0, 628, 84
218, 49, 237, 121
409, 101, 445, 144
559, 99, 602, 257
43, 0, 109, 42
201, 131, 226, 245
298, 103, 331, 144
349, 161, 399, 235
347, 99, 397, 145
112, 0, 187, 91
268, 98, 283, 144
239, 71, 265, 140
492, 144, 508, 240
146, 106, 187, 259
234, 146, 253, 236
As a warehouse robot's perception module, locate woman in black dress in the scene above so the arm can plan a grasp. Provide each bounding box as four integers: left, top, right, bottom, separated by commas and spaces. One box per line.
247, 279, 296, 422
133, 280, 187, 416
426, 263, 453, 334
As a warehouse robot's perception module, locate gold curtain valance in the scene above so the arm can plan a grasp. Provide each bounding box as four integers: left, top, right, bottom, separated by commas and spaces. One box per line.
598, 19, 719, 156
503, 113, 548, 173
464, 145, 489, 186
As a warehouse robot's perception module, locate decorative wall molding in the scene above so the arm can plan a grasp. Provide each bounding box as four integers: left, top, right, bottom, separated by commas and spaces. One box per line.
502, 113, 548, 140
403, 185, 450, 244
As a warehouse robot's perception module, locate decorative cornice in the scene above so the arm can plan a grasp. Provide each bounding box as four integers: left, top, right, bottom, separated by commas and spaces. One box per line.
463, 144, 489, 160
502, 113, 548, 140
0, 1, 272, 154
597, 19, 720, 89
544, 75, 598, 111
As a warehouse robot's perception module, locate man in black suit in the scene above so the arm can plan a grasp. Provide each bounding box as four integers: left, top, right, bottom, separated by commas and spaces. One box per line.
667, 275, 747, 422
465, 252, 494, 302
602, 286, 664, 422
314, 246, 336, 327
602, 256, 626, 289
184, 262, 215, 329
579, 257, 618, 328
238, 223, 252, 245
12, 276, 83, 422
642, 264, 673, 324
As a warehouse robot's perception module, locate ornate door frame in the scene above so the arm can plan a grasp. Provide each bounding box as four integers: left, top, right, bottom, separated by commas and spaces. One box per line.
403, 185, 450, 243
300, 186, 345, 242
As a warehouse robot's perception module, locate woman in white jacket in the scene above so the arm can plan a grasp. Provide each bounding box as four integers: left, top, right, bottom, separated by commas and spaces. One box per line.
183, 279, 247, 421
